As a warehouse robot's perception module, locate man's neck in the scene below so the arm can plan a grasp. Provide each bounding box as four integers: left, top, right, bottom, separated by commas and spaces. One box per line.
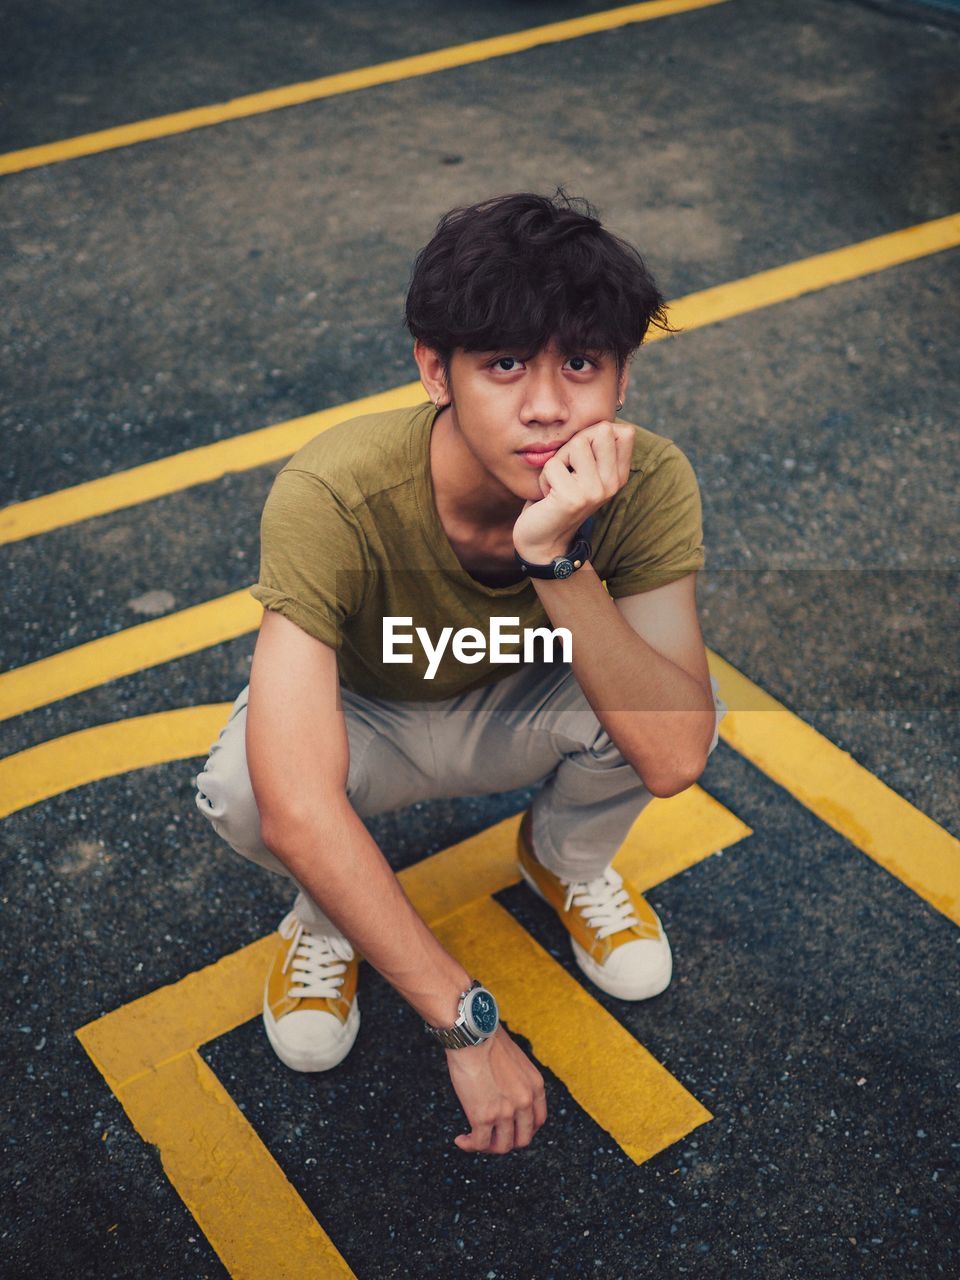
430, 406, 524, 533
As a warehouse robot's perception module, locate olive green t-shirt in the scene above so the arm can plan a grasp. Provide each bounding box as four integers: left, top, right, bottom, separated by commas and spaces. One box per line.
252, 401, 705, 701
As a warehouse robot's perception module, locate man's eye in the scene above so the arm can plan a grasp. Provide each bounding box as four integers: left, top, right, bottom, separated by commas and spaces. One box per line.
566, 356, 594, 372
492, 356, 523, 372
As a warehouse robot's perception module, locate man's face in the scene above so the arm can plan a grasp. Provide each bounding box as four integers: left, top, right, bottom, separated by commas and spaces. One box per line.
445, 341, 625, 502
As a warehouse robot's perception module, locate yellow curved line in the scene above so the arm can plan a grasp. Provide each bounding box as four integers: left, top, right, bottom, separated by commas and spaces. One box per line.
3, 661, 957, 935
3, 212, 958, 549
0, 591, 261, 723
0, 0, 727, 177
0, 704, 232, 820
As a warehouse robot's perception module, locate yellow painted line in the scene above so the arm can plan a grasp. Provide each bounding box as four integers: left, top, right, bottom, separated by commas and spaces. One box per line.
0, 591, 261, 723
614, 782, 752, 890
3, 212, 957, 549
396, 790, 751, 929
0, 704, 230, 820
0, 0, 728, 178
107, 1052, 356, 1279
667, 212, 960, 331
0, 383, 425, 547
435, 896, 712, 1163
4, 645, 955, 934
707, 652, 960, 928
76, 800, 742, 1264
78, 936, 274, 1090
78, 799, 748, 1086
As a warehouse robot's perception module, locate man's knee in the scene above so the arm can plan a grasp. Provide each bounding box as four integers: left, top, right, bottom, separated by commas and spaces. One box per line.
582, 721, 628, 769
194, 703, 265, 860
707, 675, 728, 757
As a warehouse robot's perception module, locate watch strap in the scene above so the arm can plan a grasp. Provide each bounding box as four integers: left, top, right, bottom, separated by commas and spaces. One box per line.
515, 515, 595, 580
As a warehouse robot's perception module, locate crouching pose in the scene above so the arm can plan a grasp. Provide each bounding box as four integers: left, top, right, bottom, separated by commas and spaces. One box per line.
196, 190, 727, 1156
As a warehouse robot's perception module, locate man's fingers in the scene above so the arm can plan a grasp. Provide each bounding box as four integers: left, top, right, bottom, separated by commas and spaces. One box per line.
614, 426, 634, 484
587, 425, 621, 492
489, 1118, 515, 1155
456, 1121, 493, 1153
549, 438, 602, 503
540, 453, 580, 503
513, 1105, 535, 1149
533, 1085, 548, 1131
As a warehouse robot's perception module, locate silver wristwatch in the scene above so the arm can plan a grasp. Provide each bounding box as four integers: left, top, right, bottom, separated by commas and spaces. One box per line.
424, 979, 500, 1049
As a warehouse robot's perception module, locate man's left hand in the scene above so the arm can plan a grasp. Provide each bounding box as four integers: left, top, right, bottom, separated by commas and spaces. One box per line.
513, 420, 634, 563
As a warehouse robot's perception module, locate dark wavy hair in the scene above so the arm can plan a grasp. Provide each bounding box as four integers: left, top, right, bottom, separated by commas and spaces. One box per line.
404, 189, 671, 376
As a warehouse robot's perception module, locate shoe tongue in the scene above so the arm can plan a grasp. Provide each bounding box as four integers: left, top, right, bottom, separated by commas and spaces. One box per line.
278, 911, 301, 939
327, 936, 354, 963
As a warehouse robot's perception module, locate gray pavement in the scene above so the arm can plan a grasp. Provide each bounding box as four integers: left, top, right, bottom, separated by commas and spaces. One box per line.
2, 1, 958, 1276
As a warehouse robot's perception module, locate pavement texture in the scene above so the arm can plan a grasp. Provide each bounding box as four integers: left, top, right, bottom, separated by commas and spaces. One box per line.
1, 0, 958, 1277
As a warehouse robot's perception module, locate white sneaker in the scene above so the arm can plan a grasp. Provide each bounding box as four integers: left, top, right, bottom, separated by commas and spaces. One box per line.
518, 812, 672, 1000
262, 912, 361, 1071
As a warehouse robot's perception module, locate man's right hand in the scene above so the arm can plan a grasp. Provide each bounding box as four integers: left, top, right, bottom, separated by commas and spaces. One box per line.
446, 1026, 547, 1155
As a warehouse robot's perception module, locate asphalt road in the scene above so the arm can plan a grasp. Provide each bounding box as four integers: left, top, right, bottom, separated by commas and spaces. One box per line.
2, 1, 958, 1277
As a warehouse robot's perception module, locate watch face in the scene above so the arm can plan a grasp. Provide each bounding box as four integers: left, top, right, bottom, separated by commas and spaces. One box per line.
554, 558, 574, 579
467, 988, 499, 1036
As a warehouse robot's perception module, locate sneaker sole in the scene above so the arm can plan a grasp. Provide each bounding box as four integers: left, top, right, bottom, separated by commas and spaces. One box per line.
262, 995, 361, 1073
519, 862, 673, 1001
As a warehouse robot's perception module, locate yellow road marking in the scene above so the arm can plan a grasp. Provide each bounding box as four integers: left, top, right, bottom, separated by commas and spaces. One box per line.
666, 213, 960, 331
115, 1052, 356, 1280
77, 797, 745, 1085
0, 592, 261, 723
396, 785, 749, 928
0, 704, 230, 820
435, 897, 712, 1164
707, 653, 960, 927
3, 212, 957, 549
0, 384, 424, 547
0, 0, 728, 178
78, 802, 744, 1268
79, 936, 273, 1090
5, 650, 954, 932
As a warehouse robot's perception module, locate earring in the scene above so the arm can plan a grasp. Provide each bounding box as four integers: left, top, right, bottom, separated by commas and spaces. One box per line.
616, 399, 624, 411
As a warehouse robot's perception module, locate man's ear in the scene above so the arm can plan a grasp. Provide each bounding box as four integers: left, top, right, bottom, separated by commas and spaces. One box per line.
413, 340, 450, 407
617, 361, 630, 411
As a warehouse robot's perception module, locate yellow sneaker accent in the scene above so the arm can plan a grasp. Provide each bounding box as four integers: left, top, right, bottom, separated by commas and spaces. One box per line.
262, 912, 361, 1072
517, 810, 672, 1000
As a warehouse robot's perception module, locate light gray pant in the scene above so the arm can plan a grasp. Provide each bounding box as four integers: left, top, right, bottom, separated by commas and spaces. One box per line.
195, 662, 727, 931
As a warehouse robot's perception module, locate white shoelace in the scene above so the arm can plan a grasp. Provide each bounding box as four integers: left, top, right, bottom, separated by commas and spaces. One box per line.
562, 867, 646, 941
279, 916, 354, 999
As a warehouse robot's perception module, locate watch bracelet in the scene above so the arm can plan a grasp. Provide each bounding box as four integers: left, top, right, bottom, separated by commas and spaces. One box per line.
425, 1021, 480, 1049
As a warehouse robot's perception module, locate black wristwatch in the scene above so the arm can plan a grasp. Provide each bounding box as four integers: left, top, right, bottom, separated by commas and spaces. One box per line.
515, 516, 595, 580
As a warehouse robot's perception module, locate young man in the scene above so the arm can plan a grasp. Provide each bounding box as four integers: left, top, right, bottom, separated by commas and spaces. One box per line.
195, 191, 726, 1157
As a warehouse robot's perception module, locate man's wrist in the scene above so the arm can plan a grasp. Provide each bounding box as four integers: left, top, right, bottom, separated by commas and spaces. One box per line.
515, 514, 596, 575
445, 1027, 497, 1057
514, 533, 577, 563
409, 961, 474, 1028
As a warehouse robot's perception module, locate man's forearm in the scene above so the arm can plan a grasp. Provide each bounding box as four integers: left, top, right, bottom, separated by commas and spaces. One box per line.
260, 797, 470, 1025
532, 564, 715, 796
